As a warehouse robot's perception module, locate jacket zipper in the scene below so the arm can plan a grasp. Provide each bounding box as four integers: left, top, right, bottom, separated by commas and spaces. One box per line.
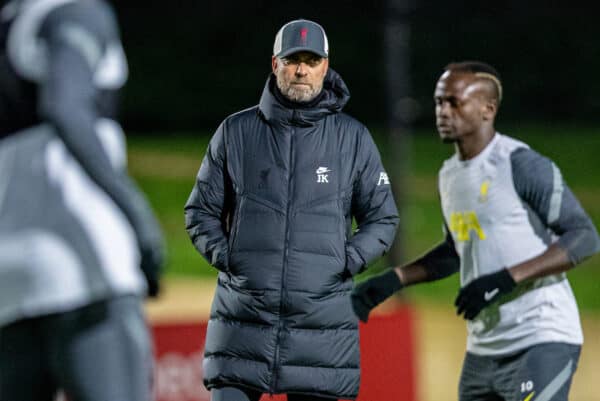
270, 125, 295, 393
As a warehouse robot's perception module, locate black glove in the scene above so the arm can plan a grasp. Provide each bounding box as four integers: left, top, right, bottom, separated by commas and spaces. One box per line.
351, 269, 403, 322
128, 188, 166, 298
140, 244, 165, 298
454, 268, 516, 320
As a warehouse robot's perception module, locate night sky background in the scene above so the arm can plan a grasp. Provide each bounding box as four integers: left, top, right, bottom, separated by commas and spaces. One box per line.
111, 0, 600, 134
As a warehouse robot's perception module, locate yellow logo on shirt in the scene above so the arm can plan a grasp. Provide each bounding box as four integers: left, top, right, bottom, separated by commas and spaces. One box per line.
479, 180, 490, 202
449, 211, 486, 241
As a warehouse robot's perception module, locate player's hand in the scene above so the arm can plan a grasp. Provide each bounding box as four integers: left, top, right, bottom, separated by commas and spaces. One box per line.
131, 197, 166, 298
351, 268, 403, 323
454, 268, 516, 320
140, 244, 165, 298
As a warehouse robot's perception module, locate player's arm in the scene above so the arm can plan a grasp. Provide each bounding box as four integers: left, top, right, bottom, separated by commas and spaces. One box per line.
37, 3, 165, 295
455, 147, 600, 319
184, 122, 232, 272
397, 226, 460, 283
351, 225, 460, 322
507, 147, 600, 281
345, 128, 400, 277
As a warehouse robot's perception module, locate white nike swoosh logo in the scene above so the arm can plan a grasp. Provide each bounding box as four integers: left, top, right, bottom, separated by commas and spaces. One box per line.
484, 288, 500, 301
316, 167, 331, 174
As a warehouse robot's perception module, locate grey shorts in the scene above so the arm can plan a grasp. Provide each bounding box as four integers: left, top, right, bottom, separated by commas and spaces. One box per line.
0, 295, 153, 401
459, 342, 581, 401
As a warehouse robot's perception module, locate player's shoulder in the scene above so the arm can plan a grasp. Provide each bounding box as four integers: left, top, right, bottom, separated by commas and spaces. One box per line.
495, 133, 529, 155
479, 133, 529, 169
42, 0, 118, 42
509, 145, 556, 180
438, 133, 529, 175
494, 133, 556, 171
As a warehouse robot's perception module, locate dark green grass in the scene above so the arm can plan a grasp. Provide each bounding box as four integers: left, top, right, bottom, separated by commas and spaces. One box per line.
127, 124, 600, 313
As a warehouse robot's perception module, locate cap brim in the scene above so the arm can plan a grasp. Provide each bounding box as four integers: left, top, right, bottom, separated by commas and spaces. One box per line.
277, 46, 328, 58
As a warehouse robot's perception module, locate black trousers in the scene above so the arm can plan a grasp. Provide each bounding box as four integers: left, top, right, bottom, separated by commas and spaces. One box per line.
0, 296, 152, 401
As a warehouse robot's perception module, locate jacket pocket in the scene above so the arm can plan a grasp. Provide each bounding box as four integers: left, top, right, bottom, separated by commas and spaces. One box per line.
344, 246, 364, 277
219, 274, 266, 296
339, 194, 357, 278
228, 195, 245, 252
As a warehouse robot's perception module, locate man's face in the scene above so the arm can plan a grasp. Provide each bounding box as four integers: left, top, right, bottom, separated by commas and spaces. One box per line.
434, 71, 491, 143
272, 51, 329, 102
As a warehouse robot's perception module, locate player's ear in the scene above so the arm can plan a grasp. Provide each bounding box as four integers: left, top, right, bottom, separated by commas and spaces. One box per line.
482, 99, 497, 121
272, 56, 278, 74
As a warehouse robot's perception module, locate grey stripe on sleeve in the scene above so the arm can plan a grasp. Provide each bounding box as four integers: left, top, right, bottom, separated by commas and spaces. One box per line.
0, 149, 15, 212
548, 163, 563, 224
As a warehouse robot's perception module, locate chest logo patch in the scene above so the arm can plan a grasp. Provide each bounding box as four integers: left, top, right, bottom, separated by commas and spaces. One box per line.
479, 180, 490, 202
316, 166, 331, 183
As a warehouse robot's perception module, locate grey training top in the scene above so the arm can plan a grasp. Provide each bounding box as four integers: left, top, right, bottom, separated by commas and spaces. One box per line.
435, 133, 598, 356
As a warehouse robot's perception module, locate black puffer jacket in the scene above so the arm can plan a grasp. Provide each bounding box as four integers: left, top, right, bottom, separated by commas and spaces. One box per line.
185, 69, 398, 399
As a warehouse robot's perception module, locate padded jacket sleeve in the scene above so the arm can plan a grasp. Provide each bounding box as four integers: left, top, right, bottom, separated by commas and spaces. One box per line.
184, 123, 232, 272
345, 128, 400, 275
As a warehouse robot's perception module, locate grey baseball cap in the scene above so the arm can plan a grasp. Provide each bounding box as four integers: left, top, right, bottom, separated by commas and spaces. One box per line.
273, 19, 329, 58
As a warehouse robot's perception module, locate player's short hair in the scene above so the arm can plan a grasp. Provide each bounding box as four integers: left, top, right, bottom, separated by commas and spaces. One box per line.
444, 61, 503, 105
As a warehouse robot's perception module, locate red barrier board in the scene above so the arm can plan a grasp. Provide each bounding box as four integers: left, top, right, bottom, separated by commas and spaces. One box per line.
356, 307, 416, 401
152, 306, 415, 401
153, 323, 210, 400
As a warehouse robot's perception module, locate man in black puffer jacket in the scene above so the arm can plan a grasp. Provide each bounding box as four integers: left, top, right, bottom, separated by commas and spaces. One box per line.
185, 19, 399, 401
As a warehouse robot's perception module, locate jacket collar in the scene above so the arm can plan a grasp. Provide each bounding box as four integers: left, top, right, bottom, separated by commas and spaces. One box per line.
258, 68, 350, 126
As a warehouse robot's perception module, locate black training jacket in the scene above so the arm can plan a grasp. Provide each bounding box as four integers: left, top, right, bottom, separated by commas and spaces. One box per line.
185, 68, 399, 399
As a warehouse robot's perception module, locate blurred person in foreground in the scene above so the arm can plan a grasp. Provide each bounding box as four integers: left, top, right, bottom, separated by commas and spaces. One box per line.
351, 61, 600, 401
0, 0, 164, 400
185, 18, 398, 401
